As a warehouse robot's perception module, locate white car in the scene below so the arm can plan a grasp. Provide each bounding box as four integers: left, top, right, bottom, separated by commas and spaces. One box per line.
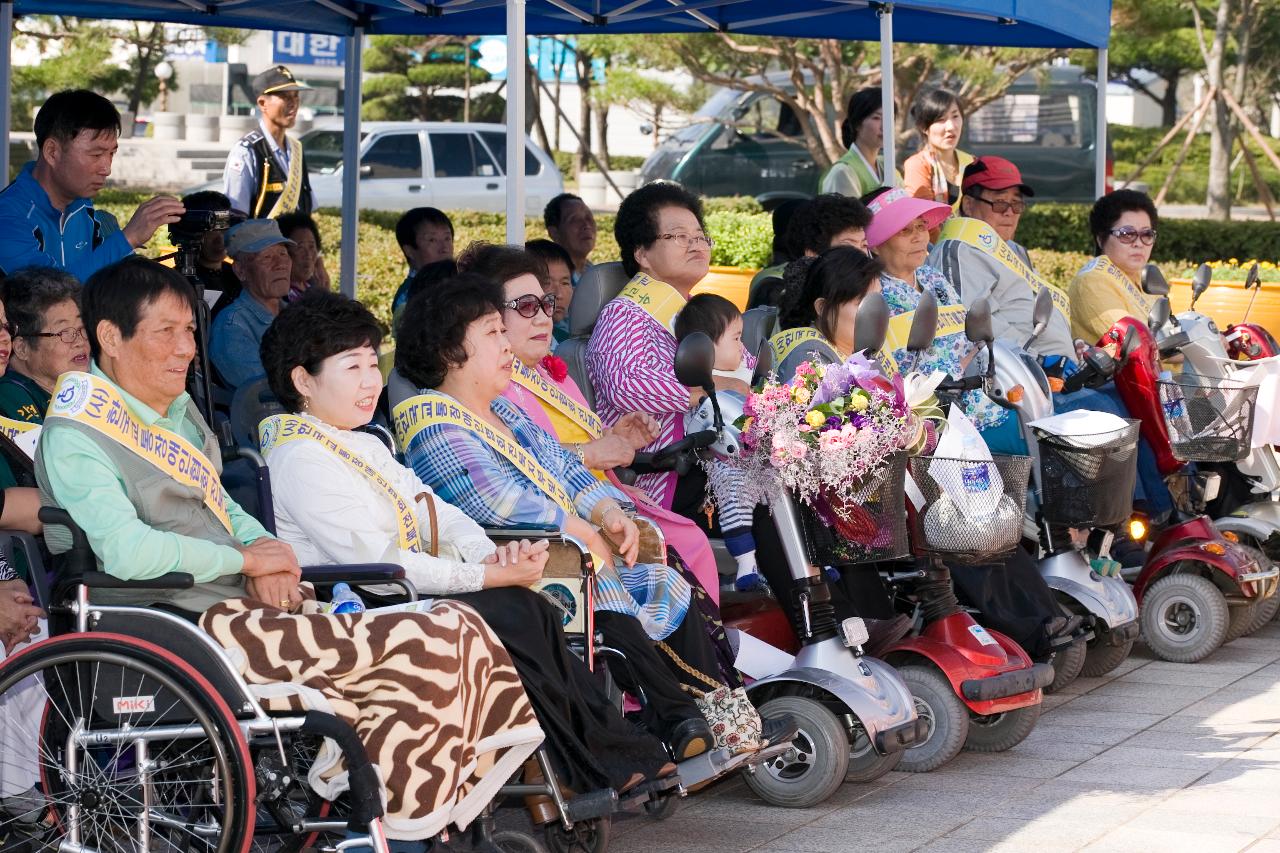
302, 120, 564, 214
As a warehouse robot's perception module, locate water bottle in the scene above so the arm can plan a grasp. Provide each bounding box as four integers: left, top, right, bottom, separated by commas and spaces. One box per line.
1159, 370, 1186, 421
327, 582, 365, 615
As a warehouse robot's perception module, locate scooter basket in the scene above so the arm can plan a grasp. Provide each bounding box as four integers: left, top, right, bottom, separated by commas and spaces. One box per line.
796, 454, 909, 566
1033, 420, 1140, 528
1158, 377, 1257, 462
907, 454, 1033, 563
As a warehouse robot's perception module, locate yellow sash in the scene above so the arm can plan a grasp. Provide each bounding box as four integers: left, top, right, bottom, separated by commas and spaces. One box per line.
393, 393, 575, 514
618, 273, 686, 337
0, 415, 38, 444
937, 218, 1072, 325
1082, 255, 1154, 313
511, 359, 604, 439
769, 327, 827, 367
264, 135, 305, 218
879, 303, 968, 375
47, 371, 232, 534
259, 414, 421, 553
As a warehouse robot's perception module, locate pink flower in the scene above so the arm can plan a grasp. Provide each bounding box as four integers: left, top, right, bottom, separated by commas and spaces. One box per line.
789, 441, 809, 459
795, 361, 815, 377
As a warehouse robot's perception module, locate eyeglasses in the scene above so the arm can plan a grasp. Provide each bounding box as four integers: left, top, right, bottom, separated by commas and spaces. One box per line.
24, 327, 87, 345
1108, 226, 1158, 246
503, 294, 556, 319
657, 233, 715, 250
970, 195, 1026, 215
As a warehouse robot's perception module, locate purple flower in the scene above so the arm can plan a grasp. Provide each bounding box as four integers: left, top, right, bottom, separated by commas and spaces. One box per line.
812, 362, 854, 406
824, 415, 843, 431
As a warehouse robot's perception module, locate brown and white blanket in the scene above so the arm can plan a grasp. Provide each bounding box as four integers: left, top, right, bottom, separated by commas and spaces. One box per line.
200, 597, 544, 840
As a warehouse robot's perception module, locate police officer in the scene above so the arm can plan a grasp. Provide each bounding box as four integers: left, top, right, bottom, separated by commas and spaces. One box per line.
223, 65, 317, 219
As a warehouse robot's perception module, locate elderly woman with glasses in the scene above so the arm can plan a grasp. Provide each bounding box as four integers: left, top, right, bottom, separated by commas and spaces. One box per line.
0, 268, 90, 425
1069, 189, 1162, 346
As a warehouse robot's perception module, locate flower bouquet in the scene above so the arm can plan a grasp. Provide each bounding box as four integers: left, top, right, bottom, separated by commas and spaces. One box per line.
733, 354, 945, 563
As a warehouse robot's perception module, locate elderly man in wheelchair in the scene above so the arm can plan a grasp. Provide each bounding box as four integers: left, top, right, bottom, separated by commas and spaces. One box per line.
0, 257, 548, 852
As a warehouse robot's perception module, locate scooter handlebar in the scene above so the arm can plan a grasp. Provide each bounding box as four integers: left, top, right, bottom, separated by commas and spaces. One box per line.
628, 429, 719, 474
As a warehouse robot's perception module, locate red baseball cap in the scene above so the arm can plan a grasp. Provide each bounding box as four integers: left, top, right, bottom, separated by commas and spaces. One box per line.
962, 156, 1035, 197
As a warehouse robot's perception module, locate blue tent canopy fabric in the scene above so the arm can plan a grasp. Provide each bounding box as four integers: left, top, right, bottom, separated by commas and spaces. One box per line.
11, 1, 1110, 48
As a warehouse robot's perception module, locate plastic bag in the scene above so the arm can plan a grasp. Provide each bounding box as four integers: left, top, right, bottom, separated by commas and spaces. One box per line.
929, 407, 1004, 520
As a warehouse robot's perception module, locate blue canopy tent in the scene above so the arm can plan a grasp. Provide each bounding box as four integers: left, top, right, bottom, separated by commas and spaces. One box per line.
1, 0, 1111, 295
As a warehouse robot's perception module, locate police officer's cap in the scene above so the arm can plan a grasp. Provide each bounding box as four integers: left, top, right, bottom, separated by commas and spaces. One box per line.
253, 65, 311, 98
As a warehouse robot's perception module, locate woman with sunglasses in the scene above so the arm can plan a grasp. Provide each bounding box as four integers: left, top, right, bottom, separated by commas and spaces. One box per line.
0, 268, 90, 425
1069, 189, 1161, 345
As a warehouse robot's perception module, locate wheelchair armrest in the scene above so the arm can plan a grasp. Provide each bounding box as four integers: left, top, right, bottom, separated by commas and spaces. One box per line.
484, 525, 563, 541
80, 571, 195, 590
301, 563, 408, 583
38, 506, 89, 553
0, 530, 51, 608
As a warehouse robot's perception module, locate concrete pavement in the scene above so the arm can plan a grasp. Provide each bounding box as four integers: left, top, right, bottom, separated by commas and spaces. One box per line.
610, 619, 1280, 853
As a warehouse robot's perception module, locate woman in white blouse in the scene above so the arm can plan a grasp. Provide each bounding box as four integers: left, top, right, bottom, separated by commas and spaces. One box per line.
257, 290, 681, 804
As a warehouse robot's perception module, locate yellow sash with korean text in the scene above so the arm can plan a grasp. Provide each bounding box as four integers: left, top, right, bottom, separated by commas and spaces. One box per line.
1082, 254, 1156, 313
769, 327, 827, 367
47, 371, 232, 534
937, 217, 1072, 325
618, 273, 686, 337
878, 303, 969, 375
0, 415, 38, 444
392, 393, 575, 514
258, 414, 420, 553
511, 359, 605, 439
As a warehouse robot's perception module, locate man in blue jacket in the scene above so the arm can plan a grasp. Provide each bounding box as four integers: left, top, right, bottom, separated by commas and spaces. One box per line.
0, 90, 185, 281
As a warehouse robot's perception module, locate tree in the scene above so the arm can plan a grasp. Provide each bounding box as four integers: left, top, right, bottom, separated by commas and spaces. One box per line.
595, 34, 1061, 170
597, 69, 708, 149
360, 35, 493, 121
1076, 0, 1203, 127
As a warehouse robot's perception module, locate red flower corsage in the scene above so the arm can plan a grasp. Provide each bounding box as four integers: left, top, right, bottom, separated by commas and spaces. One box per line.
541, 354, 568, 382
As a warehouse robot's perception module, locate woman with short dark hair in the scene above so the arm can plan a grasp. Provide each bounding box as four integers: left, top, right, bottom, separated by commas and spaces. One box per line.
821, 87, 899, 198
0, 267, 89, 425
1069, 189, 1162, 345
902, 88, 972, 208
259, 289, 676, 803
275, 211, 329, 302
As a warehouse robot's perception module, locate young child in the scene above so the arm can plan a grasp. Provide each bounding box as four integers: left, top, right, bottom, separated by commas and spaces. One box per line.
675, 294, 766, 593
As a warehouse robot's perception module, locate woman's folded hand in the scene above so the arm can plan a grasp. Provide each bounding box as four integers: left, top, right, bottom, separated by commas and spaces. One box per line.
483, 539, 549, 588
602, 509, 640, 567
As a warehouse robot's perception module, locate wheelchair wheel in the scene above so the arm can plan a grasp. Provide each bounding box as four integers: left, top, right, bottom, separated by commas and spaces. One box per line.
250, 733, 346, 853
543, 815, 611, 853
0, 633, 254, 853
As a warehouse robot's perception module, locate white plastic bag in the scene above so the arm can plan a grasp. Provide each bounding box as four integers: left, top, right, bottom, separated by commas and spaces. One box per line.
929, 407, 1003, 520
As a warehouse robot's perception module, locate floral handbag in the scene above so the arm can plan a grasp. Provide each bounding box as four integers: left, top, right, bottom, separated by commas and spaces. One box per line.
694, 685, 763, 755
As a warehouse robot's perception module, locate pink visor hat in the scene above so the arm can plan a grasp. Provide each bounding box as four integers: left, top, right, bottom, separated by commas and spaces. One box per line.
864, 187, 952, 248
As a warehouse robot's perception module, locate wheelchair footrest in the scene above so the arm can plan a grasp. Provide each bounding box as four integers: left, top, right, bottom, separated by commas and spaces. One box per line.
563, 788, 619, 824
672, 745, 767, 789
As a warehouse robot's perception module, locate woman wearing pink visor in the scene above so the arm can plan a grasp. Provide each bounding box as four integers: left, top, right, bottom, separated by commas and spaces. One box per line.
861, 186, 1009, 434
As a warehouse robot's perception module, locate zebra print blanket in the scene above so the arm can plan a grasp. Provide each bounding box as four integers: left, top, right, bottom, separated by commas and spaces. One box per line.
200, 597, 544, 840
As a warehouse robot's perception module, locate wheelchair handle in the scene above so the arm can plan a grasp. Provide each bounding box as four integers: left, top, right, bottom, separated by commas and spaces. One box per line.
300, 710, 384, 829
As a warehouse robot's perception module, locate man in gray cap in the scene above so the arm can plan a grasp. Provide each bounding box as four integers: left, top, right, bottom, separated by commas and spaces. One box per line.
222, 65, 316, 219
210, 219, 293, 389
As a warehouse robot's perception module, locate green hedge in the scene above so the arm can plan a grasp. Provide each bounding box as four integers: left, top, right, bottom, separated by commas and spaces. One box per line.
1017, 203, 1280, 264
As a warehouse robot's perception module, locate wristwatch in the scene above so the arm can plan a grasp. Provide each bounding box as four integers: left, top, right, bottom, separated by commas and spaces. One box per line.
572, 444, 586, 464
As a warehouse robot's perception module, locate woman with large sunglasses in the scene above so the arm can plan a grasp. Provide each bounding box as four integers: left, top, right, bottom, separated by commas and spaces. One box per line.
1068, 189, 1162, 346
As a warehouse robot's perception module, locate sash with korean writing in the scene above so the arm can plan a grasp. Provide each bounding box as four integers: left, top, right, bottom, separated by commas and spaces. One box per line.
266, 136, 305, 218
259, 414, 420, 552
511, 359, 605, 439
878, 303, 969, 375
47, 371, 232, 533
617, 273, 686, 337
769, 327, 828, 368
937, 217, 1072, 326
0, 415, 38, 444
393, 393, 575, 514
1081, 254, 1155, 314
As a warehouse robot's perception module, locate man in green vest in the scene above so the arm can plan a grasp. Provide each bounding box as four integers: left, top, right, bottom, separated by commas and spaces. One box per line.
37, 256, 301, 614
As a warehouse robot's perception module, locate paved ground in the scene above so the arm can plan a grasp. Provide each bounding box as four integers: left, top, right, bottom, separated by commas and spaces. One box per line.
609, 617, 1280, 853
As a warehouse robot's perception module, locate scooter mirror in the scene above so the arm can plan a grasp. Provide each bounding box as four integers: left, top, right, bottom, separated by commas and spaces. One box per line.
751, 339, 774, 386
674, 331, 716, 390
1121, 324, 1141, 360
853, 291, 890, 354
1141, 264, 1170, 296
1245, 262, 1261, 291
1192, 263, 1213, 299
965, 297, 995, 345
1148, 296, 1172, 333
906, 290, 938, 352
1032, 287, 1054, 329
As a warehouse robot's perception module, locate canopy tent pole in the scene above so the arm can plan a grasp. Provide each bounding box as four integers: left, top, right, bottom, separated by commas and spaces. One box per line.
505, 0, 527, 243
879, 3, 895, 186
0, 0, 12, 185
1095, 47, 1108, 199
339, 24, 364, 298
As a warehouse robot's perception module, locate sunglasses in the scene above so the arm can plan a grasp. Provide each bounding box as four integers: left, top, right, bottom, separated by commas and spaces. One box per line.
970, 195, 1026, 215
1108, 226, 1157, 246
503, 293, 556, 319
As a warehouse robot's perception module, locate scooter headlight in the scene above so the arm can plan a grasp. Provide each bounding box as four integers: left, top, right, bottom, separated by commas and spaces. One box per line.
1128, 515, 1149, 543
841, 617, 870, 649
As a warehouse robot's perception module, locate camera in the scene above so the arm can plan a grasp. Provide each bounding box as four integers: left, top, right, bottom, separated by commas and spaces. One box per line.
168, 208, 246, 246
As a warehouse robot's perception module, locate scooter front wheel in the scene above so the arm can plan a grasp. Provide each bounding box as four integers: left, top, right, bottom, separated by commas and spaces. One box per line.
845, 715, 903, 783
964, 702, 1041, 752
743, 696, 848, 809
1081, 635, 1135, 678
1140, 573, 1229, 663
1045, 639, 1086, 694
897, 665, 969, 774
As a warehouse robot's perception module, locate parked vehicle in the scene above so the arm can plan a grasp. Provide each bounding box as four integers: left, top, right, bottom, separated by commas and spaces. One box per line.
299, 120, 563, 214
640, 66, 1107, 208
